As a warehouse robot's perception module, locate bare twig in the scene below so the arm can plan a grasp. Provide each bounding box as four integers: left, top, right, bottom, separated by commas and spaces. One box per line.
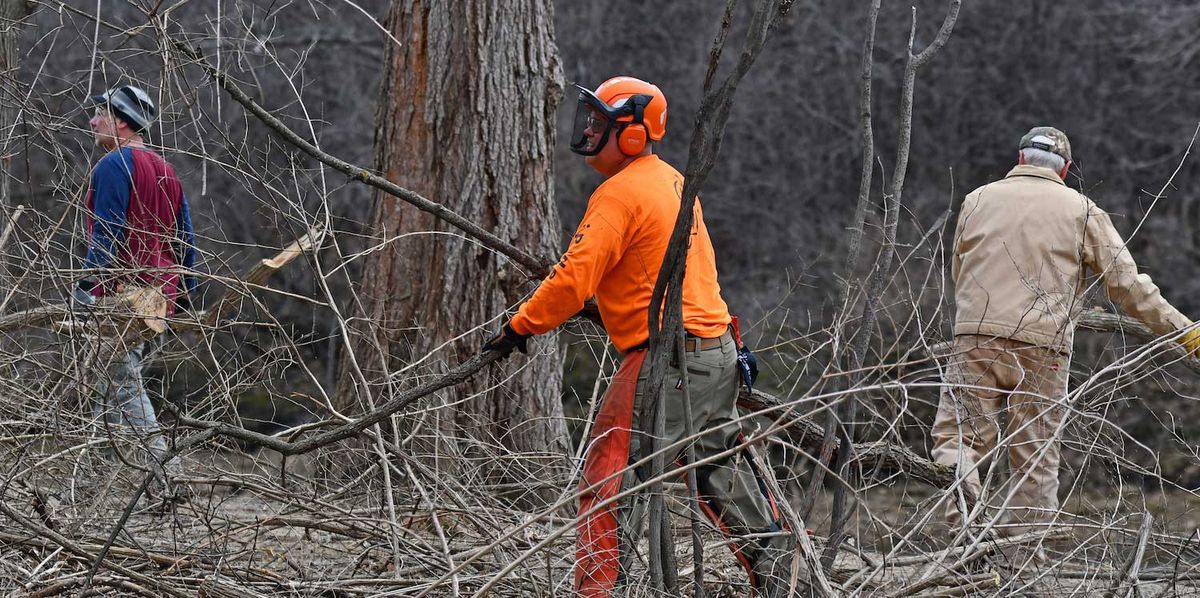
170, 40, 551, 278
1105, 512, 1154, 598
823, 0, 961, 570
643, 0, 794, 589
802, 0, 881, 523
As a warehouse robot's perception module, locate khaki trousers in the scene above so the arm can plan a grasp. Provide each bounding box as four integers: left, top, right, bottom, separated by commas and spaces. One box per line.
931, 335, 1068, 535
576, 331, 787, 596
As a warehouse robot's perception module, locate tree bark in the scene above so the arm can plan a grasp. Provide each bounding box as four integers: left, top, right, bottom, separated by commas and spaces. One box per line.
337, 0, 568, 503
0, 0, 29, 215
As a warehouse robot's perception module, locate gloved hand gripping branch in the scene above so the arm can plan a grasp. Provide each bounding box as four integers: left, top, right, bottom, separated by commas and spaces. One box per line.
1181, 324, 1200, 358
481, 322, 529, 358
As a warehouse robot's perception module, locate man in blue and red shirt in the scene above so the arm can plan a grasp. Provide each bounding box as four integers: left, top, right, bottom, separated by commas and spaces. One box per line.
77, 84, 196, 488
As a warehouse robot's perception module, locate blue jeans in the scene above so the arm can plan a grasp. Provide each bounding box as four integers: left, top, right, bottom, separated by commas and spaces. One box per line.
92, 343, 171, 473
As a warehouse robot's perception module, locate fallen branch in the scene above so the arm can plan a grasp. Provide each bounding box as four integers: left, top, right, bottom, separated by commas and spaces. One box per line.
1104, 512, 1154, 598
737, 387, 956, 488
745, 443, 836, 597
930, 308, 1200, 374
197, 226, 327, 328
168, 350, 505, 455
0, 498, 193, 598
171, 39, 550, 278
157, 362, 949, 496
0, 226, 325, 336
910, 573, 1001, 598
884, 529, 1071, 596
0, 528, 289, 586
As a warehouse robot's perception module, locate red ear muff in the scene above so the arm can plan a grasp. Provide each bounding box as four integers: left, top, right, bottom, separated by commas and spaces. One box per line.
617, 124, 647, 156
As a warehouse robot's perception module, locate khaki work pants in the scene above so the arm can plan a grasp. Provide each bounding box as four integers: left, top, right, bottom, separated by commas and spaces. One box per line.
931, 335, 1068, 536
628, 331, 778, 539
576, 330, 789, 596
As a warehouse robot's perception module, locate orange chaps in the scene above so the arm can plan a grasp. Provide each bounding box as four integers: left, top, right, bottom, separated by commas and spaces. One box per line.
574, 350, 783, 596
575, 351, 644, 596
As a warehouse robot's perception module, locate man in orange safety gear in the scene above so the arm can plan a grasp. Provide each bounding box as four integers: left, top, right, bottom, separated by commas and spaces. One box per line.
483, 76, 807, 597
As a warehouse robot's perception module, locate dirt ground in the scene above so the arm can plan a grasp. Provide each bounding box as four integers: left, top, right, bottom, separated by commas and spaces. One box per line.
2, 446, 1199, 596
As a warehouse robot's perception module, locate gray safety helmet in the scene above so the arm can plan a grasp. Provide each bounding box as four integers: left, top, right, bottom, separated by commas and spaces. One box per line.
91, 85, 156, 133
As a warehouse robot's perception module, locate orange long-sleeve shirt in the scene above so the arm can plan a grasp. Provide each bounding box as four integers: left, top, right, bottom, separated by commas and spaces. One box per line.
509, 154, 731, 352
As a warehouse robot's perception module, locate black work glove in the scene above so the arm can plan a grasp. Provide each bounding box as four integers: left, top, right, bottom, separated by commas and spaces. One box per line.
70, 278, 98, 319
482, 323, 529, 356
737, 346, 759, 392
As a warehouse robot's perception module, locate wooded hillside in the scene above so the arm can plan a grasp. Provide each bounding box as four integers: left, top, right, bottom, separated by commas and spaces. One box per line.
0, 1, 1198, 596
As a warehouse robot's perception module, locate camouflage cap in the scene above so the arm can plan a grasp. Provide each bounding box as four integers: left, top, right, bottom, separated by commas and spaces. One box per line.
1019, 126, 1072, 162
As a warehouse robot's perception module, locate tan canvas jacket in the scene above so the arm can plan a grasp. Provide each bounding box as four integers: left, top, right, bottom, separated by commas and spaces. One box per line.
952, 164, 1191, 352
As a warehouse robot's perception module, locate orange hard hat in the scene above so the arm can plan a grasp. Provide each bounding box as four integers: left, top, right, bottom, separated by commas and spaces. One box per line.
568, 76, 668, 157
594, 76, 667, 141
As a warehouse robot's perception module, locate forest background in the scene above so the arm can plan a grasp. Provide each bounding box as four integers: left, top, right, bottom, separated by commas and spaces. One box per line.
11, 0, 1200, 486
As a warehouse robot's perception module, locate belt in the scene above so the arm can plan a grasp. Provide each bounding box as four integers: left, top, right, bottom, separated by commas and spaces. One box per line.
622, 329, 731, 355
684, 329, 731, 352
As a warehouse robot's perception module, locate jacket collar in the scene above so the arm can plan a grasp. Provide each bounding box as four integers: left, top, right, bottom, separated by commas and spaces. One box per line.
1005, 164, 1065, 186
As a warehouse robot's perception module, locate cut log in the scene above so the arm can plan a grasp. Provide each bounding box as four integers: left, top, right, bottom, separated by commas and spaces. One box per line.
0, 226, 325, 337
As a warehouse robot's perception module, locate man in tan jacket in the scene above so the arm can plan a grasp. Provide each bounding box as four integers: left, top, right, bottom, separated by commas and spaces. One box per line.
934, 126, 1200, 538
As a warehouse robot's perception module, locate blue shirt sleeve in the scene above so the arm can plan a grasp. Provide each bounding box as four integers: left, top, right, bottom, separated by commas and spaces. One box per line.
174, 194, 198, 294
83, 149, 133, 271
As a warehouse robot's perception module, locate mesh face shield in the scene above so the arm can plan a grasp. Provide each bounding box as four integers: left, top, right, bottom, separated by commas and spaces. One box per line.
568, 85, 654, 156
569, 86, 617, 156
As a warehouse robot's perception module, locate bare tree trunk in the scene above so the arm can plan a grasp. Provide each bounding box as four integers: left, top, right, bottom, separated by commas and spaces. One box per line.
337, 0, 568, 503
0, 0, 29, 216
